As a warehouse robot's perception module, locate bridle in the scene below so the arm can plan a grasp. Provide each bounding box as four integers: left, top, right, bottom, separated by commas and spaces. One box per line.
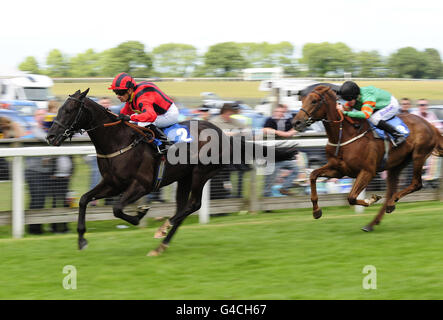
53, 95, 91, 140
53, 95, 157, 154
299, 89, 343, 126
300, 88, 365, 157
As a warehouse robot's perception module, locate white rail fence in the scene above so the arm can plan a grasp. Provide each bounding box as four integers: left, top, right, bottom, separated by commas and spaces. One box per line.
0, 139, 441, 239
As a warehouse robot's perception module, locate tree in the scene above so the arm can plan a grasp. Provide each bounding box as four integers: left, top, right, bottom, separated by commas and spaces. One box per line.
239, 41, 298, 75
46, 49, 70, 77
18, 56, 40, 74
69, 49, 101, 77
152, 43, 198, 77
353, 51, 385, 77
423, 48, 443, 79
387, 47, 427, 78
203, 42, 247, 76
100, 41, 152, 77
300, 42, 354, 77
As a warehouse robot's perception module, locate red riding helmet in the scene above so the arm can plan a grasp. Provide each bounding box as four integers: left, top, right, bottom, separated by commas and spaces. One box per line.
108, 73, 136, 90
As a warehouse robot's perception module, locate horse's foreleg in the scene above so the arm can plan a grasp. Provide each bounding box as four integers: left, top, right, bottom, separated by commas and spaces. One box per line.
113, 181, 150, 225
77, 180, 119, 250
309, 163, 343, 219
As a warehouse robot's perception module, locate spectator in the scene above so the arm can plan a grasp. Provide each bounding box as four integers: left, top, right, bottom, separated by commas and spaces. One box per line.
99, 97, 112, 109
262, 104, 297, 139
0, 116, 25, 181
399, 98, 411, 114
410, 98, 443, 187
210, 103, 247, 135
411, 98, 443, 133
0, 116, 25, 138
47, 100, 60, 114
49, 155, 73, 233
194, 106, 211, 121
25, 109, 51, 234
262, 104, 298, 197
209, 103, 248, 200
43, 111, 72, 233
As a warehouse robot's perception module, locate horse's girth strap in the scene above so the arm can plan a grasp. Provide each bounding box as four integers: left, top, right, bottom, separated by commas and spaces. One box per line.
327, 130, 369, 147
96, 141, 137, 159
153, 156, 167, 192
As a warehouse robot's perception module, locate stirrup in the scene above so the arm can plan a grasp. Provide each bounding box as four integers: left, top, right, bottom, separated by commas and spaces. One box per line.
392, 136, 406, 147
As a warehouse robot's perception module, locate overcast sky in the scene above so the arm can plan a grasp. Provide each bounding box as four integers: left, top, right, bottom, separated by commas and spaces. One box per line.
2, 0, 443, 72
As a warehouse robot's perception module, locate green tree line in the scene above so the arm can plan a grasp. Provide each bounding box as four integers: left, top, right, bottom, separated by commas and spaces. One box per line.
18, 41, 443, 79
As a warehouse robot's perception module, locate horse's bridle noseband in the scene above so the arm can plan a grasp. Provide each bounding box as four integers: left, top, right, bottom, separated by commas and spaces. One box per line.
299, 89, 343, 125
53, 95, 88, 139
299, 90, 328, 126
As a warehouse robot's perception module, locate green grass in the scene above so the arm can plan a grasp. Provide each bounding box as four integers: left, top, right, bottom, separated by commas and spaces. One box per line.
52, 80, 443, 104
0, 201, 442, 300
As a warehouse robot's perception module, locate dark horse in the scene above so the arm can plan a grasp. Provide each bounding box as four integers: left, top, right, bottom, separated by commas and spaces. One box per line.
293, 85, 443, 231
46, 89, 297, 256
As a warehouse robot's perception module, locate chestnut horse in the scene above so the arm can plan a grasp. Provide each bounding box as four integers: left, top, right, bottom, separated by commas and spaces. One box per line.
46, 89, 297, 256
293, 85, 443, 231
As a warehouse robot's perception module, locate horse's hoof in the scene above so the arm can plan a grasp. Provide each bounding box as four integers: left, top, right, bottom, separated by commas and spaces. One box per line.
372, 194, 382, 203
386, 205, 396, 214
78, 238, 88, 250
137, 205, 151, 214
147, 249, 160, 257
313, 209, 322, 219
147, 243, 169, 257
361, 225, 373, 232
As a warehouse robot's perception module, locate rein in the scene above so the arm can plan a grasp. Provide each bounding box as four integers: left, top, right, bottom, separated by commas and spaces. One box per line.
302, 88, 368, 156
56, 96, 157, 158
95, 121, 156, 159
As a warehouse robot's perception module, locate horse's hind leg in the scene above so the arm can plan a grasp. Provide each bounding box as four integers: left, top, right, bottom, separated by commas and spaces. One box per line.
149, 166, 220, 256
362, 167, 400, 232
387, 152, 431, 211
154, 176, 192, 239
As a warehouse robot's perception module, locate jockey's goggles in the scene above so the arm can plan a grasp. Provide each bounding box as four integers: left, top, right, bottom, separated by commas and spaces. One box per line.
113, 89, 128, 96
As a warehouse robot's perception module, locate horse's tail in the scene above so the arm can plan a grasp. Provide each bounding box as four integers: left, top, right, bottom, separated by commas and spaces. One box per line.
229, 136, 298, 164
432, 126, 443, 157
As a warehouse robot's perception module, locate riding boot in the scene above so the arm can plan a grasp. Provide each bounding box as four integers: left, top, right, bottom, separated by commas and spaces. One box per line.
376, 120, 406, 147
146, 125, 173, 154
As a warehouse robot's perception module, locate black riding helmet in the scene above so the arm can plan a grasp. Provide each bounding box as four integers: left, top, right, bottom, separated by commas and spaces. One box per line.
339, 81, 360, 101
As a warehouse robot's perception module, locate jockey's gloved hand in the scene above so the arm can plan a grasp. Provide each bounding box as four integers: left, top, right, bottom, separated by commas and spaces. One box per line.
117, 114, 131, 121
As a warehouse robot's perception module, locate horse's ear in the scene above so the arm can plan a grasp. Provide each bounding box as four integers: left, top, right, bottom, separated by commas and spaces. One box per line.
80, 88, 90, 99
74, 90, 81, 95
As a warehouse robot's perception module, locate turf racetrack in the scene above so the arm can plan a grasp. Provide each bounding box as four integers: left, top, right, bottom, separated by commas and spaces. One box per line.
0, 201, 442, 300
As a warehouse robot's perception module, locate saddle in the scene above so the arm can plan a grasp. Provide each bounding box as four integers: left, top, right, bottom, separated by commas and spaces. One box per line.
369, 116, 410, 141
369, 116, 409, 172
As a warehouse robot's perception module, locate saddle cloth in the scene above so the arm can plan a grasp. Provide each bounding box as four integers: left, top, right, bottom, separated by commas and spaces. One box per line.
163, 123, 193, 143
370, 116, 410, 140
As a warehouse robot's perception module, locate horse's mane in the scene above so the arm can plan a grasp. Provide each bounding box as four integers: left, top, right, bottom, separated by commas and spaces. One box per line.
314, 85, 337, 100
85, 97, 119, 120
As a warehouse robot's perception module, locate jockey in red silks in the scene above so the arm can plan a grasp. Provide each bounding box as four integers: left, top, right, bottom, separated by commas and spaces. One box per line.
108, 73, 179, 153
